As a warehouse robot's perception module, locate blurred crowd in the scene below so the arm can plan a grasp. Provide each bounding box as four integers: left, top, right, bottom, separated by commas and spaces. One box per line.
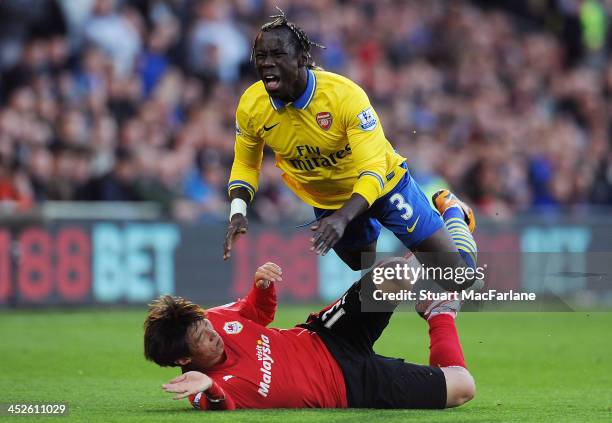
0, 0, 610, 222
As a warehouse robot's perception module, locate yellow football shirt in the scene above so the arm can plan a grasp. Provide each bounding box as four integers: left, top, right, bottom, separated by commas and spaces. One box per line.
228, 69, 407, 209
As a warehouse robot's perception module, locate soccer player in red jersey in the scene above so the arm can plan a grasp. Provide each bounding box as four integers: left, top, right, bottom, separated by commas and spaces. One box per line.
144, 258, 475, 410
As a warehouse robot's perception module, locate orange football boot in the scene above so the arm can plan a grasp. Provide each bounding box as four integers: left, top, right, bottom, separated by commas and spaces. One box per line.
432, 189, 476, 233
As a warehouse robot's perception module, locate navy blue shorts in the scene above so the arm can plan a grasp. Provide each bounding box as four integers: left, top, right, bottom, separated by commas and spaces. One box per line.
314, 164, 444, 250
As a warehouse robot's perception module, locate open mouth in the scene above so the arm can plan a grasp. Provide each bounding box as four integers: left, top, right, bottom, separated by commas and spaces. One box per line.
263, 75, 280, 91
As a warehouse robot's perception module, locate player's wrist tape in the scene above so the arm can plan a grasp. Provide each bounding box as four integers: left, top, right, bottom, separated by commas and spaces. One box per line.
229, 198, 247, 221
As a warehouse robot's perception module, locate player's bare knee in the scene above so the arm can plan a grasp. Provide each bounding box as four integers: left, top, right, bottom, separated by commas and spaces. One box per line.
442, 367, 476, 407
457, 371, 476, 405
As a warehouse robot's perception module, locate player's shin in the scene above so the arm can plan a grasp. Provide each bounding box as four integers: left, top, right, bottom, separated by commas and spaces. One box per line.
427, 313, 466, 368
442, 207, 477, 271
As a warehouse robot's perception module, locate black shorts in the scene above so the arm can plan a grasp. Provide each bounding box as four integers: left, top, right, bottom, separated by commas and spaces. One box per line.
299, 278, 447, 409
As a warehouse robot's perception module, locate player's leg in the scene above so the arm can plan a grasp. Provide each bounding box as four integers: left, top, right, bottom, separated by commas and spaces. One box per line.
300, 257, 422, 408
414, 189, 478, 273
333, 241, 376, 271
432, 190, 476, 264
374, 170, 478, 291
418, 290, 475, 407
411, 227, 468, 290
301, 256, 411, 354
441, 367, 476, 407
365, 359, 474, 409
313, 207, 380, 270
355, 298, 475, 409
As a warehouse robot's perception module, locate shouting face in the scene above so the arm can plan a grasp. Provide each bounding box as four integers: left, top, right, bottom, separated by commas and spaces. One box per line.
253, 28, 308, 103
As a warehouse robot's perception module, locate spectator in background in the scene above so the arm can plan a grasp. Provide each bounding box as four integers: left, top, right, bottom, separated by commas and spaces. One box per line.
591, 153, 612, 204
47, 144, 89, 201
139, 19, 178, 97
83, 0, 142, 78
78, 147, 139, 201
0, 0, 66, 74
132, 144, 176, 214
182, 155, 227, 222
27, 146, 53, 203
188, 0, 249, 83
0, 154, 32, 212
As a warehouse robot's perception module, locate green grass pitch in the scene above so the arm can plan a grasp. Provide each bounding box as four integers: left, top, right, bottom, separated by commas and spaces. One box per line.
1, 308, 611, 422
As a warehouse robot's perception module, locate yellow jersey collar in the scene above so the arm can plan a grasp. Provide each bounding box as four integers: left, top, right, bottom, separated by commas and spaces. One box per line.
270, 69, 317, 111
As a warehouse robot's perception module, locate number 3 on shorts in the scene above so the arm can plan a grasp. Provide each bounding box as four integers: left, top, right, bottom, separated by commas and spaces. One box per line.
389, 193, 413, 220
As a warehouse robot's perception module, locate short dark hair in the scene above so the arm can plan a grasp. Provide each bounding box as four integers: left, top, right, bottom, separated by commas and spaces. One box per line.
143, 295, 206, 367
252, 7, 325, 69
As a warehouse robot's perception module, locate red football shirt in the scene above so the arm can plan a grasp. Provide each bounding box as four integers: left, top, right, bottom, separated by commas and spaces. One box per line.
185, 282, 347, 410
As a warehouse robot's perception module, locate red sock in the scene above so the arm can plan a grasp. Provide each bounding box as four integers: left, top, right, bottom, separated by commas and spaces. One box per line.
428, 314, 466, 368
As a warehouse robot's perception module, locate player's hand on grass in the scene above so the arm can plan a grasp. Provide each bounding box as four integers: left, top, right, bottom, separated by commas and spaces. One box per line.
162, 371, 213, 400
223, 214, 248, 261
255, 262, 282, 288
310, 213, 349, 256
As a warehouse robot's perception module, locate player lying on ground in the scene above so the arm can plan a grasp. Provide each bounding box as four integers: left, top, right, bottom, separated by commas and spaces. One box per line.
144, 259, 475, 410
224, 9, 477, 293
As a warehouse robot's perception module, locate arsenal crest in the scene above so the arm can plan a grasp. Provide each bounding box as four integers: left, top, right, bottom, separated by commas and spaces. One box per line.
316, 112, 333, 130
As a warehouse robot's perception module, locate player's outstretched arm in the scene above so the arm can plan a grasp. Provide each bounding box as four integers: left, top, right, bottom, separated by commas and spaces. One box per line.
310, 193, 369, 255
223, 187, 250, 260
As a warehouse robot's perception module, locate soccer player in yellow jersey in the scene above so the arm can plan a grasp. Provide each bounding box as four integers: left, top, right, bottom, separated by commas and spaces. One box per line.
224, 10, 478, 291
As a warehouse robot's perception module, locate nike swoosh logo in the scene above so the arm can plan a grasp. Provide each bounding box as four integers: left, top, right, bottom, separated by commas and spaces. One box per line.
263, 123, 280, 131
406, 216, 420, 233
